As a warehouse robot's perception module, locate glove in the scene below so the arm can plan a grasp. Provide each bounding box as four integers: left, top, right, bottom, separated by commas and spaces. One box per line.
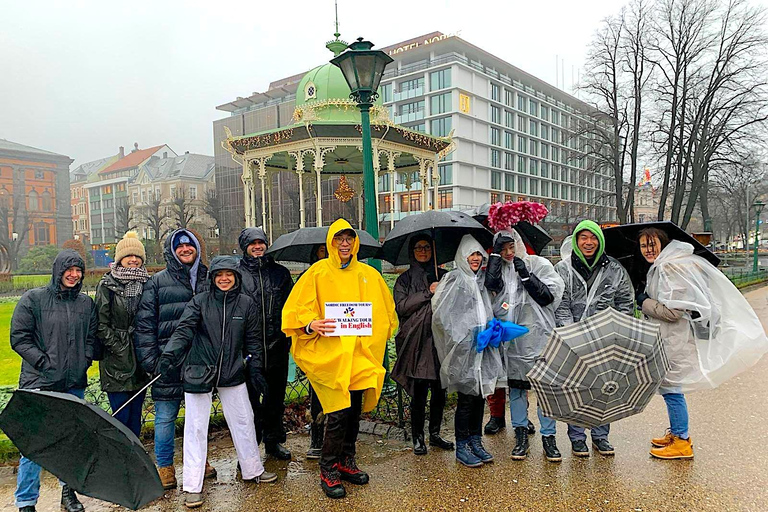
512, 257, 529, 278
636, 292, 649, 309
249, 367, 269, 398
493, 235, 514, 255
155, 356, 174, 378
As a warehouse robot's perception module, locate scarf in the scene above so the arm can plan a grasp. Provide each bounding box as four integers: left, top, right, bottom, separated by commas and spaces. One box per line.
111, 265, 150, 298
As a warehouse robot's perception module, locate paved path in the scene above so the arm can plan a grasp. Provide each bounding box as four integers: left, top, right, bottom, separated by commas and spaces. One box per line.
2, 285, 768, 512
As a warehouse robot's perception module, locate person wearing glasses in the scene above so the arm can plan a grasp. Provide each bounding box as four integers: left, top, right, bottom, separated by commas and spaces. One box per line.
391, 235, 454, 456
282, 219, 397, 499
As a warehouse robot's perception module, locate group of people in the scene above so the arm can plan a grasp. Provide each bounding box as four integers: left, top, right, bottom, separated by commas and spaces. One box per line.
9, 212, 766, 509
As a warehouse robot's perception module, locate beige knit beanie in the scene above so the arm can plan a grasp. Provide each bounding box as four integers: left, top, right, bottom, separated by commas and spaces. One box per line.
115, 231, 146, 264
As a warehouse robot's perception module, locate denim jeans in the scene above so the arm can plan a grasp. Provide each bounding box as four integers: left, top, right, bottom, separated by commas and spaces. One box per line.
662, 392, 689, 439
15, 388, 85, 508
108, 390, 147, 438
154, 399, 181, 467
509, 388, 556, 436
567, 423, 610, 442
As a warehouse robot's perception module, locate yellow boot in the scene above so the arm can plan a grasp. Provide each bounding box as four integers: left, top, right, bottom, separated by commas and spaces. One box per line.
650, 436, 693, 460
651, 430, 675, 447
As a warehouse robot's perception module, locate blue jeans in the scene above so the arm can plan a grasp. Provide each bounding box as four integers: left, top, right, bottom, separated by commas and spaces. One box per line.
567, 423, 610, 442
15, 388, 85, 508
108, 390, 147, 438
154, 399, 181, 467
663, 393, 689, 439
509, 388, 556, 436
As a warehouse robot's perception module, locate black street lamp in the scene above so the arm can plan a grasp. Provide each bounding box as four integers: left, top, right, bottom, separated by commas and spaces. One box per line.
752, 200, 765, 272
331, 38, 393, 257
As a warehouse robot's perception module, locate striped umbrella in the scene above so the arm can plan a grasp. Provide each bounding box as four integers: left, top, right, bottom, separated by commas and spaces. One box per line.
527, 308, 670, 428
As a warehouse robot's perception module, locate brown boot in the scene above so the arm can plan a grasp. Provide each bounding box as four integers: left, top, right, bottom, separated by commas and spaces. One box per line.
204, 461, 217, 479
158, 465, 177, 490
650, 436, 694, 460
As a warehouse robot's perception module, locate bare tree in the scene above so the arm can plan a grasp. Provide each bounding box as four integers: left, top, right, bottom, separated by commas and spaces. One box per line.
115, 200, 137, 237
0, 198, 32, 271
144, 193, 170, 263
171, 187, 195, 230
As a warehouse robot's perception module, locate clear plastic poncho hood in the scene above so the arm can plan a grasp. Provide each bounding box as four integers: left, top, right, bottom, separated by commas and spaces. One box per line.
431, 235, 506, 397
647, 240, 768, 392
492, 229, 564, 381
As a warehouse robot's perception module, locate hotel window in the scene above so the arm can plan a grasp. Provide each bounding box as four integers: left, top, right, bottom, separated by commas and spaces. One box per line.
431, 117, 452, 137
491, 149, 501, 168
35, 223, 50, 246
529, 120, 538, 137
517, 95, 527, 112
378, 195, 391, 213
562, 184, 568, 199
552, 147, 559, 162
517, 116, 527, 133
400, 192, 421, 212
491, 83, 500, 101
491, 171, 502, 190
552, 128, 559, 144
541, 124, 549, 141
430, 69, 451, 90
411, 122, 426, 133
490, 127, 501, 146
542, 181, 549, 197
541, 162, 549, 178
552, 183, 559, 198
530, 179, 539, 196
529, 159, 539, 176
504, 152, 514, 170
28, 190, 39, 211
561, 114, 569, 128
400, 77, 424, 91
189, 186, 197, 199
490, 105, 501, 124
380, 83, 392, 102
438, 190, 453, 209
505, 131, 514, 149
490, 192, 500, 203
400, 100, 424, 114
518, 156, 526, 173
116, 183, 125, 192
505, 110, 514, 128
504, 173, 515, 192
541, 144, 549, 160
103, 185, 112, 194
431, 92, 451, 115
530, 140, 538, 156
504, 89, 514, 106
518, 136, 527, 154
541, 105, 549, 121
529, 100, 538, 116
517, 176, 527, 194
439, 164, 453, 184
551, 110, 560, 125
378, 173, 391, 192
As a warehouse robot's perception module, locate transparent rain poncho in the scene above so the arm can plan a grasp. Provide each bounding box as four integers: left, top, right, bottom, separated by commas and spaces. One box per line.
646, 240, 768, 392
431, 235, 506, 397
554, 236, 635, 326
491, 229, 565, 381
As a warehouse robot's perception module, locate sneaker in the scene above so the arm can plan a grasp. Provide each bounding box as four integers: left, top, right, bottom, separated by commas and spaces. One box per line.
468, 435, 494, 463
592, 438, 615, 456
338, 456, 369, 485
306, 446, 322, 460
511, 427, 530, 460
249, 471, 278, 483
413, 434, 427, 456
542, 435, 562, 462
204, 461, 217, 479
571, 439, 590, 457
527, 420, 536, 436
60, 484, 84, 512
320, 465, 346, 499
651, 430, 675, 448
429, 433, 455, 451
455, 439, 483, 468
266, 443, 292, 460
484, 416, 505, 435
157, 465, 177, 490
650, 436, 694, 460
184, 492, 204, 509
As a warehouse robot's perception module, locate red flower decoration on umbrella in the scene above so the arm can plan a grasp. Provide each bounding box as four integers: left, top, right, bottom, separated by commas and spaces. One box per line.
487, 201, 549, 232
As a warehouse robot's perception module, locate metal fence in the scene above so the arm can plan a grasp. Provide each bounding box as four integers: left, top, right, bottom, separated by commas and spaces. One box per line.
723, 268, 768, 287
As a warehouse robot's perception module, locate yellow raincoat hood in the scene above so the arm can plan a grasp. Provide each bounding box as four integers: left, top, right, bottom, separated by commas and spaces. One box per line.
282, 218, 397, 414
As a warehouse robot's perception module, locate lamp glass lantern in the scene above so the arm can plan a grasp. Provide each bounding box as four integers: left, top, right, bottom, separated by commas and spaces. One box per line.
331, 38, 393, 105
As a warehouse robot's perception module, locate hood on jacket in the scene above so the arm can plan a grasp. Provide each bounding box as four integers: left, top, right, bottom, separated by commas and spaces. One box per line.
208, 255, 243, 292
239, 227, 268, 254
165, 228, 203, 290
651, 239, 694, 268
493, 228, 527, 263
455, 234, 488, 276
326, 218, 360, 268
571, 220, 605, 270
408, 234, 435, 266
49, 249, 85, 297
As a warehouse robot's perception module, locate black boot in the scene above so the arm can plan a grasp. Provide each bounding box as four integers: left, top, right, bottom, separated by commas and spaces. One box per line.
429, 433, 455, 450
320, 465, 346, 499
484, 416, 505, 435
266, 442, 292, 460
511, 427, 530, 460
18, 507, 36, 512
307, 422, 324, 460
542, 435, 562, 462
527, 420, 536, 436
61, 484, 84, 512
413, 434, 427, 455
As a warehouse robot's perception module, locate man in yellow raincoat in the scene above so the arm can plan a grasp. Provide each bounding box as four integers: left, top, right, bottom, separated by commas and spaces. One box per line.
282, 218, 396, 499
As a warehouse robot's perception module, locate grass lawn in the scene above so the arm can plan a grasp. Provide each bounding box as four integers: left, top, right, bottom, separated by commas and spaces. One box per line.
11, 275, 49, 288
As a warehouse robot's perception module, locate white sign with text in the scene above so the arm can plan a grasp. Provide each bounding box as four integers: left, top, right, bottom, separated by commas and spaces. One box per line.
324, 302, 373, 337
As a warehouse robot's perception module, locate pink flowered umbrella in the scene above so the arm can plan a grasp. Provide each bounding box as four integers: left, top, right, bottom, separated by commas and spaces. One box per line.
487, 201, 552, 255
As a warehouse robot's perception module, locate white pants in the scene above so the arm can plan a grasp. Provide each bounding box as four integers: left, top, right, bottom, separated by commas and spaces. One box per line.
183, 383, 264, 493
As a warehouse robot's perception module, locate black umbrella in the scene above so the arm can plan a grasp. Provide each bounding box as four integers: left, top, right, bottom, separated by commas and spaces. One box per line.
513, 221, 553, 256
379, 211, 493, 266
464, 203, 491, 226
603, 221, 721, 289
265, 226, 380, 263
0, 389, 163, 510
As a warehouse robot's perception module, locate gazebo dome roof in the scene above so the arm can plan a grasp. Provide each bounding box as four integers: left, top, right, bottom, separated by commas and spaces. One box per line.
296, 63, 351, 107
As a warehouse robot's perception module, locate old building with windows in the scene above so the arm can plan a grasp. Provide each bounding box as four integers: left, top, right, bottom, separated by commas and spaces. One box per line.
70, 153, 119, 246
0, 139, 73, 253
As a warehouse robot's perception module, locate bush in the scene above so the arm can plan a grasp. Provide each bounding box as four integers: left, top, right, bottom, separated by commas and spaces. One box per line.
17, 246, 61, 274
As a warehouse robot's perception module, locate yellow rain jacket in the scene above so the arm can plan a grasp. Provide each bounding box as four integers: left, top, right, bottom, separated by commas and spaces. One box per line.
282, 219, 397, 414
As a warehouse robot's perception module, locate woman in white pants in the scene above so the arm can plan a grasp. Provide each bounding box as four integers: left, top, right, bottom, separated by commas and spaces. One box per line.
157, 256, 276, 508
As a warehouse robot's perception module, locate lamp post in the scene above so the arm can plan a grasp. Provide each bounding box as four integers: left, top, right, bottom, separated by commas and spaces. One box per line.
752, 200, 765, 272
331, 38, 393, 270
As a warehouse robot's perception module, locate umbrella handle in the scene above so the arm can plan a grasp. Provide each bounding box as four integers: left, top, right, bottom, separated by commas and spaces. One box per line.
111, 374, 162, 418
432, 238, 438, 277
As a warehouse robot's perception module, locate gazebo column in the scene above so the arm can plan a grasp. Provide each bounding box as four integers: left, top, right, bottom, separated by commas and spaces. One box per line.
289, 150, 314, 229
254, 155, 273, 229
383, 151, 400, 229
431, 159, 441, 211
267, 171, 274, 242
373, 149, 381, 230
241, 159, 253, 226
415, 156, 431, 212
313, 146, 335, 227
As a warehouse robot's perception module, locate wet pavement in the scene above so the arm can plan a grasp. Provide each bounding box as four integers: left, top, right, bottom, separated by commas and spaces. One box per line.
2, 285, 768, 512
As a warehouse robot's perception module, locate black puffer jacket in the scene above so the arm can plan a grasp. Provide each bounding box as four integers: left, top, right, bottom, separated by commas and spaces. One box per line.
11, 250, 97, 391
159, 256, 263, 393
134, 230, 209, 400
237, 228, 294, 360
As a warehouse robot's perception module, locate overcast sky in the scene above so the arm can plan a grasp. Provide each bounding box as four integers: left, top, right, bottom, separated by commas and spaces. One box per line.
1, 0, 764, 168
